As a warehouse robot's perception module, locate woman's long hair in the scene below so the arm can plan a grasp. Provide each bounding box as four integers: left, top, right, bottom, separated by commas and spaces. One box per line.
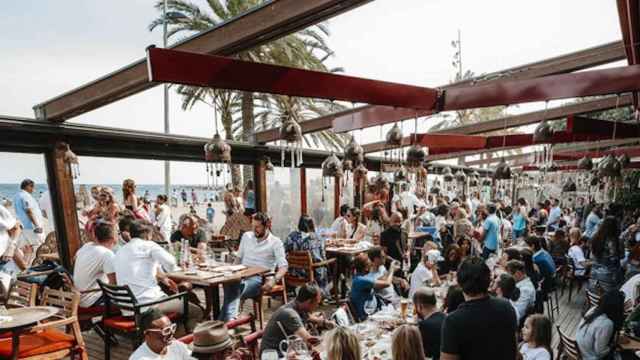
527, 314, 553, 359
324, 327, 361, 360
391, 325, 426, 360
581, 290, 625, 334
298, 215, 316, 233
591, 216, 621, 259
122, 179, 136, 202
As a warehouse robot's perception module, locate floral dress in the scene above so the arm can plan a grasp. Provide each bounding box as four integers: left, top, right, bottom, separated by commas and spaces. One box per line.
284, 231, 329, 294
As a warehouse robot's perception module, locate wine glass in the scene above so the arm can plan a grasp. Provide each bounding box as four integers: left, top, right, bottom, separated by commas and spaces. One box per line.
261, 349, 278, 360
364, 297, 377, 320
289, 336, 311, 360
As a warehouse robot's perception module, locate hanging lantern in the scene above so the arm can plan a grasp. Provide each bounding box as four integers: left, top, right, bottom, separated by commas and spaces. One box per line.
442, 167, 454, 182
262, 156, 275, 171
494, 158, 512, 180
204, 133, 231, 163
353, 163, 368, 183
469, 171, 479, 187
577, 156, 593, 171
386, 123, 403, 146
373, 173, 389, 190
394, 165, 409, 182
562, 178, 577, 192
533, 120, 554, 143
598, 154, 621, 178
321, 153, 343, 178
455, 170, 467, 182
279, 112, 303, 168
618, 153, 630, 169
60, 142, 80, 179
342, 159, 353, 171
344, 135, 364, 166
406, 144, 426, 168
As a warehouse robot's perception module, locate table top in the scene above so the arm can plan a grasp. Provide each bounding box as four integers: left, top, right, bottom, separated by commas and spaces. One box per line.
325, 246, 368, 256
168, 264, 269, 286
619, 334, 640, 350
0, 306, 59, 331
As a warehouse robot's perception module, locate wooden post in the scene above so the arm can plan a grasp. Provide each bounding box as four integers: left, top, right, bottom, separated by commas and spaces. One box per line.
44, 142, 81, 271
334, 176, 342, 219
354, 179, 362, 208
254, 159, 267, 213
300, 167, 308, 216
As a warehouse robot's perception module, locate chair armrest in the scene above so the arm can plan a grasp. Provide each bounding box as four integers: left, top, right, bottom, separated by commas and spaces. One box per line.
30, 316, 77, 332
80, 288, 101, 294
136, 292, 188, 308
17, 269, 55, 279
312, 258, 336, 268
227, 314, 254, 330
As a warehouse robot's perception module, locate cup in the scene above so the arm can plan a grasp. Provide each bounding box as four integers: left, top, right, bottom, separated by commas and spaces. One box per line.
400, 299, 409, 320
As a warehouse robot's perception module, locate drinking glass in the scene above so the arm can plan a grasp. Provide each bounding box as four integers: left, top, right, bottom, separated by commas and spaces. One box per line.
364, 298, 377, 319
261, 349, 278, 360
289, 336, 311, 360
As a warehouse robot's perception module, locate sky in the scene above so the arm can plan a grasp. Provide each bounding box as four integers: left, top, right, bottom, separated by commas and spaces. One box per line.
0, 0, 623, 184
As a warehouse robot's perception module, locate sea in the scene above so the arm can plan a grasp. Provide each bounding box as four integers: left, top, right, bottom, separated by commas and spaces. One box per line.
0, 183, 221, 203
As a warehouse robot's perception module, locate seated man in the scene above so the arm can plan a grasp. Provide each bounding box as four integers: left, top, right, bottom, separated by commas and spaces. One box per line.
380, 212, 406, 263
350, 253, 399, 321
130, 308, 192, 360
409, 249, 442, 299
505, 260, 536, 324
72, 221, 117, 308
114, 220, 203, 332
220, 212, 288, 321
414, 287, 445, 360
260, 284, 328, 357
367, 247, 407, 304
170, 215, 207, 251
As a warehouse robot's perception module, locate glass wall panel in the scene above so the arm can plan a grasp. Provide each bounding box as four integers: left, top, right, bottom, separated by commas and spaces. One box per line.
267, 167, 301, 241
306, 169, 335, 230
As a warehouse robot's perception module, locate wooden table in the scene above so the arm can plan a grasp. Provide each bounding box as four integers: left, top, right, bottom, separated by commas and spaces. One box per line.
0, 306, 59, 360
618, 334, 640, 351
168, 265, 268, 320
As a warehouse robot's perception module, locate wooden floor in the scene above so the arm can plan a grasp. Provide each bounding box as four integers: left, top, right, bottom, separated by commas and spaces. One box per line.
82, 284, 587, 360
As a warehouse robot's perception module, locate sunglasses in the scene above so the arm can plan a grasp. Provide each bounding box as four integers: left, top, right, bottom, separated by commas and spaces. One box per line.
146, 323, 177, 337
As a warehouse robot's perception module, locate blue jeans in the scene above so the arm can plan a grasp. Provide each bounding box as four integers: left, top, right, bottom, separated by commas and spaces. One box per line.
219, 275, 263, 321
481, 247, 496, 260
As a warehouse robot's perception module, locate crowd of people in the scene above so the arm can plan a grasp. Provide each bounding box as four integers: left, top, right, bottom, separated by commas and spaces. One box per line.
5, 174, 640, 360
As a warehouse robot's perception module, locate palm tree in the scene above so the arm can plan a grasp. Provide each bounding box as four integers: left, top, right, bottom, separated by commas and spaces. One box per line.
150, 0, 347, 185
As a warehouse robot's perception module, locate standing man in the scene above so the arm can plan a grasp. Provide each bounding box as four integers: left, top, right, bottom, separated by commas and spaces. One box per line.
584, 204, 603, 239
481, 203, 501, 260
220, 212, 287, 321
180, 189, 188, 207
547, 198, 562, 231
13, 179, 45, 266
440, 257, 517, 360
380, 212, 406, 263
154, 195, 173, 243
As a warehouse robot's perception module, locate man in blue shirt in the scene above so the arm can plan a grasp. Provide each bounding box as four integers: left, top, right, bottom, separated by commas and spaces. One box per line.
584, 204, 603, 239
206, 203, 215, 224
547, 198, 562, 231
13, 179, 45, 264
481, 203, 501, 260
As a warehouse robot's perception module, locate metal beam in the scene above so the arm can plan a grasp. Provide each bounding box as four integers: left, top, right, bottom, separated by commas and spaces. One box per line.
616, 0, 640, 108
256, 40, 626, 142
147, 47, 439, 110
32, 0, 373, 122
441, 65, 640, 111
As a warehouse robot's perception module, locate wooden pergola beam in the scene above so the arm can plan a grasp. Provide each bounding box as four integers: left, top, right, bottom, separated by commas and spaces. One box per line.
255, 41, 626, 143
616, 0, 640, 108
32, 0, 373, 122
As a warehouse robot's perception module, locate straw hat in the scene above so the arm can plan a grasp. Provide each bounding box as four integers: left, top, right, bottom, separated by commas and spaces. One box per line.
191, 320, 232, 353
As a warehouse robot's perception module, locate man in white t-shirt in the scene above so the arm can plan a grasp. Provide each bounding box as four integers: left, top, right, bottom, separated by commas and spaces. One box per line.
367, 247, 405, 305
621, 273, 640, 304
393, 183, 419, 217
154, 195, 173, 243
409, 249, 443, 299
220, 212, 288, 321
114, 221, 203, 332
13, 179, 45, 265
130, 309, 192, 360
73, 221, 117, 308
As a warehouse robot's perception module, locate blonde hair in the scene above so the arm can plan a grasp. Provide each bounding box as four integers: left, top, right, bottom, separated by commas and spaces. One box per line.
456, 208, 468, 220
392, 325, 426, 360
324, 327, 361, 360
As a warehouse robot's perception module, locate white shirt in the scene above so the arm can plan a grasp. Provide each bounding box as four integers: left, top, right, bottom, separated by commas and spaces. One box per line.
519, 343, 551, 360
38, 191, 53, 222
114, 238, 178, 304
155, 204, 172, 234
237, 231, 287, 271
368, 265, 399, 305
398, 191, 419, 216
621, 273, 640, 304
129, 341, 192, 360
0, 205, 17, 257
514, 277, 536, 319
73, 242, 116, 307
409, 262, 434, 299
568, 245, 587, 277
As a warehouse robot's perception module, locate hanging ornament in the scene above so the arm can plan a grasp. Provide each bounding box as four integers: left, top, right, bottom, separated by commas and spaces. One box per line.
469, 171, 479, 187
455, 170, 467, 183
353, 163, 368, 183
442, 167, 454, 182
482, 177, 492, 186
262, 156, 275, 171
279, 110, 303, 169
344, 134, 364, 167
618, 153, 630, 169
598, 154, 622, 179
406, 145, 426, 169
386, 123, 403, 146
60, 142, 80, 179
533, 121, 554, 143
562, 178, 577, 192
321, 153, 343, 178
577, 156, 593, 171
394, 165, 409, 182
204, 133, 231, 162
494, 158, 512, 180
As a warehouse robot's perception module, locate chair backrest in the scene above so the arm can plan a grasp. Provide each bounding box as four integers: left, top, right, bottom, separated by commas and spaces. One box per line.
41, 287, 80, 318
97, 280, 138, 312
586, 290, 601, 309
8, 280, 38, 307
286, 251, 314, 271
634, 282, 640, 306
625, 299, 635, 317
556, 325, 581, 360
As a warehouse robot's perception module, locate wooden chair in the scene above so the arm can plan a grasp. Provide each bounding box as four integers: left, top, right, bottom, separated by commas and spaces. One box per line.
556, 325, 582, 360
585, 289, 601, 311
242, 329, 265, 360
250, 270, 288, 329
0, 287, 87, 359
562, 255, 588, 303
97, 280, 189, 360
285, 250, 336, 295
7, 280, 38, 308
